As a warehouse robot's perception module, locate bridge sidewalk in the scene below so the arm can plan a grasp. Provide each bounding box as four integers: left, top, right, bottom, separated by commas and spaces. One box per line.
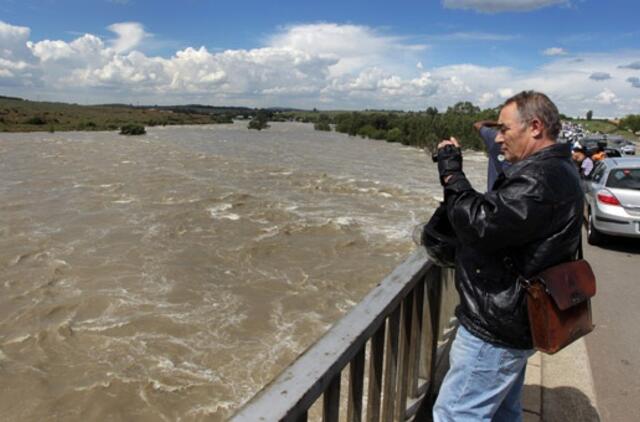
523, 338, 600, 421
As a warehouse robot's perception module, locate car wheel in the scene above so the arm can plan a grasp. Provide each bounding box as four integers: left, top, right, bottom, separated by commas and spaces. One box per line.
587, 208, 603, 245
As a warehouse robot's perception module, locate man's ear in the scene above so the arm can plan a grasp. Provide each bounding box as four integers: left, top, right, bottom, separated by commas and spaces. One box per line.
529, 118, 544, 138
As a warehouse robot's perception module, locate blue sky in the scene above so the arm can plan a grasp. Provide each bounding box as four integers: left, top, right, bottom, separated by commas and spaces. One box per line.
1, 0, 640, 116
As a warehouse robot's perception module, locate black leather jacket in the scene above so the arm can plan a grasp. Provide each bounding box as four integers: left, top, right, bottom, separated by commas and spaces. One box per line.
443, 143, 583, 349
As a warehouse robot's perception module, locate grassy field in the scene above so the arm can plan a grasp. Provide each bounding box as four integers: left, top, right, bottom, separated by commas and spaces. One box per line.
0, 96, 237, 133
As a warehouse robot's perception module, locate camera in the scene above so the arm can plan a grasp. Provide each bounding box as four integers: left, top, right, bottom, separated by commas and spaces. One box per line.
431, 144, 461, 163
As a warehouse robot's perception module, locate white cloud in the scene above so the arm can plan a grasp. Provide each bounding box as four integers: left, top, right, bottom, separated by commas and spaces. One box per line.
442, 0, 568, 13
108, 22, 147, 53
0, 20, 38, 86
267, 23, 427, 77
27, 39, 75, 61
542, 47, 568, 56
2, 20, 640, 117
1, 20, 31, 66
595, 89, 617, 104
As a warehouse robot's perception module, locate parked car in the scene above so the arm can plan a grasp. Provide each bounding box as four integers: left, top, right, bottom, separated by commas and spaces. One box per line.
580, 137, 623, 158
606, 137, 636, 155
583, 157, 640, 244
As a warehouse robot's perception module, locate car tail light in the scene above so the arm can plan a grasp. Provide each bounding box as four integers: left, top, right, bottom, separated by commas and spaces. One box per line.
596, 189, 621, 206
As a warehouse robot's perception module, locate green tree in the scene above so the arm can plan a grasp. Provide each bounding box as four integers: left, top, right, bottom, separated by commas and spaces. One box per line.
586, 110, 593, 121
386, 127, 403, 143
425, 106, 438, 116
620, 114, 640, 132
447, 101, 480, 115
248, 109, 271, 130
120, 123, 146, 135
314, 121, 331, 131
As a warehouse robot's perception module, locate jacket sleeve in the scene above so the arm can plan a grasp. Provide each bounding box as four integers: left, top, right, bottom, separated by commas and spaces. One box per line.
443, 171, 551, 250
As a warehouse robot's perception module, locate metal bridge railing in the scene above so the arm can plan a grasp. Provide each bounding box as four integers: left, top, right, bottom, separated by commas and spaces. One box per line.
231, 249, 459, 422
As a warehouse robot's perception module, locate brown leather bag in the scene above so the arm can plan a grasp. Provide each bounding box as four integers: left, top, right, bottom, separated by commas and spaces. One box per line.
522, 259, 596, 354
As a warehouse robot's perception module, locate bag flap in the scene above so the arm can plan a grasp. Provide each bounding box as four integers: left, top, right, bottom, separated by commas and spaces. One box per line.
536, 260, 596, 310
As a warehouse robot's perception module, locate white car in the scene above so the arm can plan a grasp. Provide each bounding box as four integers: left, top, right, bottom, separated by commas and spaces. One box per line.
584, 157, 640, 244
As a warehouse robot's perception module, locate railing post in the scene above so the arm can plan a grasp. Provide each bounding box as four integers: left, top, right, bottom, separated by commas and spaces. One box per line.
323, 373, 341, 422
415, 266, 445, 421
381, 306, 401, 421
395, 291, 414, 421
366, 324, 385, 422
347, 346, 365, 422
409, 279, 425, 398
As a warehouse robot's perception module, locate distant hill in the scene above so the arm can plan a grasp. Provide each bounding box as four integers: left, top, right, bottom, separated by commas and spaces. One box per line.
0, 96, 254, 132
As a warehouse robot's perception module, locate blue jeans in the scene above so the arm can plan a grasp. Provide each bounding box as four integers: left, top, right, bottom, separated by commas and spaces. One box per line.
433, 325, 534, 422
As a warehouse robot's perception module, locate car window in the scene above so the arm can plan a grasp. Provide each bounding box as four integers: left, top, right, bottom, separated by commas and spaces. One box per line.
606, 168, 640, 190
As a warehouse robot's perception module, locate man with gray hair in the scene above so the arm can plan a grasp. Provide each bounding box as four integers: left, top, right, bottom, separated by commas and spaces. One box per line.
431, 91, 583, 421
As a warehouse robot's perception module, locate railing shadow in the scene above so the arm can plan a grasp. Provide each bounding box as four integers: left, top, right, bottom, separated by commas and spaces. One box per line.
527, 385, 600, 421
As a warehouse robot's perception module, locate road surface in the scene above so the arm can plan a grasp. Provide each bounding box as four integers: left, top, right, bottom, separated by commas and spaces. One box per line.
584, 233, 640, 422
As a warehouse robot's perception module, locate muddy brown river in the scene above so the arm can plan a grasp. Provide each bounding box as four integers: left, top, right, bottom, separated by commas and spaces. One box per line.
0, 122, 488, 420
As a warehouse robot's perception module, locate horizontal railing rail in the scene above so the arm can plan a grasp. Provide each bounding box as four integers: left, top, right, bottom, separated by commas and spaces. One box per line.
231, 248, 458, 422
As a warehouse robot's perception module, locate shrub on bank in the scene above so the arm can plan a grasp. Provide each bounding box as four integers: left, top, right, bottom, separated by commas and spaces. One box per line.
314, 121, 331, 131
120, 123, 146, 135
25, 116, 47, 125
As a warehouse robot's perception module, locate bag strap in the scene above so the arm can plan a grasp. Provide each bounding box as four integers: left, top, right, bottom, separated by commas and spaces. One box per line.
577, 232, 583, 260
506, 231, 583, 291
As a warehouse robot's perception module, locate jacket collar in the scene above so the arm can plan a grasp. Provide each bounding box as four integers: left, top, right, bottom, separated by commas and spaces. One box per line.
504, 142, 571, 177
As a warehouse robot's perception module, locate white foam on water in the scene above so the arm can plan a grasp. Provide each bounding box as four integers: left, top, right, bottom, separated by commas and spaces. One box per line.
154, 357, 218, 384
185, 402, 236, 418
221, 213, 240, 221
253, 226, 280, 242
4, 334, 32, 345
73, 320, 130, 332
207, 203, 240, 221
268, 170, 293, 176
333, 216, 358, 227
73, 380, 113, 392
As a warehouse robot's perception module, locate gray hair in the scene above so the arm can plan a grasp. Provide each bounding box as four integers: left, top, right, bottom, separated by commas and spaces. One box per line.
504, 91, 561, 141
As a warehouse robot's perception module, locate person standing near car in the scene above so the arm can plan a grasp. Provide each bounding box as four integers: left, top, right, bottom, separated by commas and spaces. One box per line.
572, 146, 594, 179
432, 91, 583, 421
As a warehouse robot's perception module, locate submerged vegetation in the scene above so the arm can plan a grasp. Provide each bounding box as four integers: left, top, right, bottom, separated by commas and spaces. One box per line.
247, 109, 271, 130
284, 103, 639, 150
119, 123, 146, 135
282, 102, 499, 151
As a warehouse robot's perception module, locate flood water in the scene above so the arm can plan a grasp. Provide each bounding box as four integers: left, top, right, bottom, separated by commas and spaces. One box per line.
0, 122, 488, 420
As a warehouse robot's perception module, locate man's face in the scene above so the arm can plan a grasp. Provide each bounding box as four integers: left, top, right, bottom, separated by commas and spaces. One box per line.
495, 102, 530, 163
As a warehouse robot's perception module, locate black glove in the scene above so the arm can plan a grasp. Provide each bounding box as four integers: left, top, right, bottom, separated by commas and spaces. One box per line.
436, 144, 463, 185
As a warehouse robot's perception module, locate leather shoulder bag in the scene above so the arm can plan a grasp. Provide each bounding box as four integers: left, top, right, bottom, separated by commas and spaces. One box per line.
521, 256, 596, 354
